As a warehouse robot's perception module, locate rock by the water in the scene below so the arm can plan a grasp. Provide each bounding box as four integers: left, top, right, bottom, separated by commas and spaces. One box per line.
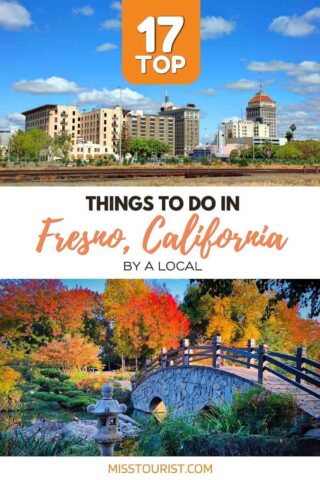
13, 418, 141, 443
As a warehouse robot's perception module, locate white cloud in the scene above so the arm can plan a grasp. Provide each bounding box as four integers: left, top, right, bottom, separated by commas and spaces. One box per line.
12, 76, 83, 94
297, 73, 320, 85
72, 5, 94, 16
247, 60, 320, 95
201, 16, 235, 39
7, 112, 24, 123
96, 42, 118, 52
76, 87, 160, 113
269, 7, 320, 37
198, 88, 216, 96
102, 18, 121, 30
0, 1, 32, 30
110, 1, 122, 11
224, 79, 260, 91
248, 60, 320, 76
278, 97, 320, 138
0, 112, 25, 131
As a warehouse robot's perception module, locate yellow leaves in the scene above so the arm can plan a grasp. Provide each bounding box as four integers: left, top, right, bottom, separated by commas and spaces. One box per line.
0, 366, 21, 398
0, 344, 24, 367
206, 281, 270, 346
103, 280, 149, 321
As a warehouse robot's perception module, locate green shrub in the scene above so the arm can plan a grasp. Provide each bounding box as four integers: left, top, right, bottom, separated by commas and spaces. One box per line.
40, 369, 69, 381
0, 432, 99, 456
64, 396, 96, 410
201, 157, 212, 166
165, 157, 180, 165
198, 388, 298, 436
113, 387, 131, 405
180, 433, 300, 456
231, 388, 298, 435
137, 414, 203, 456
239, 158, 249, 167
33, 392, 71, 404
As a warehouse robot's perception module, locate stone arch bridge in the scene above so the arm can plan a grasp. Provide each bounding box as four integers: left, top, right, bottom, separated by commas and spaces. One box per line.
131, 338, 320, 419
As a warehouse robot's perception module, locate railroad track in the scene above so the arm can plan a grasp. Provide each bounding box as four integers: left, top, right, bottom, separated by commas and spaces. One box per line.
0, 166, 319, 181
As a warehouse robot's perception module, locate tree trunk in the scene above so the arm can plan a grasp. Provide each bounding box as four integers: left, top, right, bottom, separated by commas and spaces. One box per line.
135, 357, 138, 372
121, 354, 126, 371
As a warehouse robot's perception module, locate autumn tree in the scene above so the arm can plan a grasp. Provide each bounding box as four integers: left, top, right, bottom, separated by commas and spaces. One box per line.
196, 279, 320, 318
103, 280, 150, 369
0, 280, 102, 351
206, 281, 270, 346
0, 345, 23, 408
32, 335, 102, 372
113, 291, 190, 370
261, 301, 320, 357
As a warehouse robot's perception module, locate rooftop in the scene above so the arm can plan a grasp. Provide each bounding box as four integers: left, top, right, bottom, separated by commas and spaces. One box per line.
248, 92, 276, 105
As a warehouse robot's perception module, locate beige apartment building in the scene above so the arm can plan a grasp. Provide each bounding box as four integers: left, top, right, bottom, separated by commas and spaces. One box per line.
23, 104, 124, 156
22, 105, 79, 144
78, 106, 123, 155
126, 111, 175, 155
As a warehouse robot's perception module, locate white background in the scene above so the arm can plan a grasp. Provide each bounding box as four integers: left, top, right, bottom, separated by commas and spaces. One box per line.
0, 457, 319, 479
0, 186, 318, 279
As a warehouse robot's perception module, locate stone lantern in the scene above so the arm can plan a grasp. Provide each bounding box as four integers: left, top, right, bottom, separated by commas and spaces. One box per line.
87, 383, 127, 456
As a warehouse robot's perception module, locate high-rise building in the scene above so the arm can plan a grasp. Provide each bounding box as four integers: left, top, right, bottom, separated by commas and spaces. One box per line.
223, 119, 270, 143
78, 106, 123, 155
22, 105, 79, 144
160, 95, 200, 156
126, 110, 175, 155
246, 88, 277, 138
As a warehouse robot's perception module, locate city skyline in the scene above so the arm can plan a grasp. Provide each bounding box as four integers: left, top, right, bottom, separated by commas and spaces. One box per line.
0, 0, 319, 140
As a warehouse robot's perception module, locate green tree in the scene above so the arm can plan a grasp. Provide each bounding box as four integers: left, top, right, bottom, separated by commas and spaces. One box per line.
147, 139, 171, 161
117, 124, 132, 160
0, 145, 6, 161
180, 283, 216, 343
129, 138, 150, 162
52, 132, 73, 164
277, 143, 301, 160
11, 129, 52, 162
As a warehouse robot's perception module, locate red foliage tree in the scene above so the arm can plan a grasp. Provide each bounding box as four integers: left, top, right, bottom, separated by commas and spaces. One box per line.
113, 290, 190, 369
0, 280, 101, 351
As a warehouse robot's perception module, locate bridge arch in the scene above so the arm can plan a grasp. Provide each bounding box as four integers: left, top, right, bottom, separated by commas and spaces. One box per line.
149, 396, 167, 419
131, 366, 254, 415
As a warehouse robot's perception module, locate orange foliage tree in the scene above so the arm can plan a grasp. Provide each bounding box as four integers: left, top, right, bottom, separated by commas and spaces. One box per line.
206, 280, 270, 346
0, 280, 102, 351
262, 301, 320, 359
113, 290, 190, 370
103, 280, 151, 369
0, 345, 23, 408
32, 335, 102, 372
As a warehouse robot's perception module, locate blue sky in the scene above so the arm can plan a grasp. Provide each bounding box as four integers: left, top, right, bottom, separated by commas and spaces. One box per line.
0, 0, 320, 139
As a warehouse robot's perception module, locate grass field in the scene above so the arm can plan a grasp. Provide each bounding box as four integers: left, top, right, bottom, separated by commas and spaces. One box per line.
3, 173, 320, 187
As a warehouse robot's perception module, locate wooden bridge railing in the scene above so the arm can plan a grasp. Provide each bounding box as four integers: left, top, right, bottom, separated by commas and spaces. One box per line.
134, 337, 320, 400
